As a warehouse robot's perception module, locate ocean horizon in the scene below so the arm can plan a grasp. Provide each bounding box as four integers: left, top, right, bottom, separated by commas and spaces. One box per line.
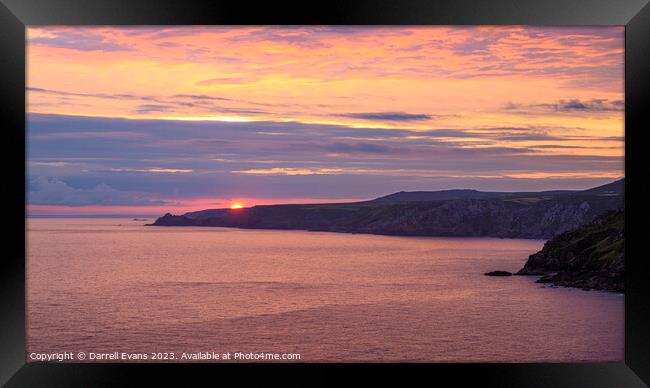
26, 217, 623, 362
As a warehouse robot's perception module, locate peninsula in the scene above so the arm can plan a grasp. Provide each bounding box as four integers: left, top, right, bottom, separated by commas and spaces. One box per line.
151, 179, 624, 240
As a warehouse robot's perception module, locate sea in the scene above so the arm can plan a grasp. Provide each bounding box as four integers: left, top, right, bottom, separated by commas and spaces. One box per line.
26, 217, 624, 362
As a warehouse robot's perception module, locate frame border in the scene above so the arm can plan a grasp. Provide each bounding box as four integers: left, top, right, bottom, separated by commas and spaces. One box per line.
1, 0, 648, 386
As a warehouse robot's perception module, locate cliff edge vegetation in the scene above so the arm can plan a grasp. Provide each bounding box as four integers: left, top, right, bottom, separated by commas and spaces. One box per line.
516, 210, 624, 292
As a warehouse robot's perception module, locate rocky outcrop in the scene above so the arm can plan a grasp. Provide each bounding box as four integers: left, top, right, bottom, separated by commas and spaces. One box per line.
485, 271, 512, 276
151, 213, 197, 226
516, 210, 624, 292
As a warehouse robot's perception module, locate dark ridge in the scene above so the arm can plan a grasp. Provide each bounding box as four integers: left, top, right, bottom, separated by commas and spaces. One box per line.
149, 179, 624, 240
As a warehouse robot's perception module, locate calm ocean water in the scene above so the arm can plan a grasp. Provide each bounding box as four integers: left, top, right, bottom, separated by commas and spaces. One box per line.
26, 218, 623, 362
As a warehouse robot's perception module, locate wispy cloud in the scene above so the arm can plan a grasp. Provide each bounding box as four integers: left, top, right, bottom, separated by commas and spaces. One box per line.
336, 112, 433, 122
29, 161, 67, 167
29, 87, 271, 118
322, 142, 392, 154
195, 77, 256, 86
27, 87, 156, 101
30, 30, 133, 52
134, 104, 175, 114
233, 167, 345, 176
504, 98, 624, 114
108, 168, 193, 173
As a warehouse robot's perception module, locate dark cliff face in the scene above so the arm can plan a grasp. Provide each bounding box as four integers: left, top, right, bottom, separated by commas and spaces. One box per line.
151, 213, 198, 226
346, 194, 620, 238
516, 211, 624, 292
150, 181, 623, 239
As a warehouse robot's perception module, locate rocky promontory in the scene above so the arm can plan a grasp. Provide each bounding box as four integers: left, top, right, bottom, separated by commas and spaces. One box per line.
516, 210, 624, 292
150, 179, 624, 240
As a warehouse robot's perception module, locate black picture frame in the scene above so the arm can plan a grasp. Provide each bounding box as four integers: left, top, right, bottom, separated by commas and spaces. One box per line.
1, 0, 648, 386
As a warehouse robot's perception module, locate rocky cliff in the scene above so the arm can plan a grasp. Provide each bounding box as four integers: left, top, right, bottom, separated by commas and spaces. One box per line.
516, 210, 624, 292
151, 179, 624, 240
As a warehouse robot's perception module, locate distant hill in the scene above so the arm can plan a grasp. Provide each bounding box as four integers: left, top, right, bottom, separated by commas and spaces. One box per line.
516, 210, 624, 292
581, 178, 625, 196
372, 189, 509, 203
371, 189, 579, 203
151, 179, 624, 239
371, 179, 622, 204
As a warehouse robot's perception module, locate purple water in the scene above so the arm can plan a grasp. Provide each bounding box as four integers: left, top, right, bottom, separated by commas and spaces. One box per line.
26, 218, 624, 362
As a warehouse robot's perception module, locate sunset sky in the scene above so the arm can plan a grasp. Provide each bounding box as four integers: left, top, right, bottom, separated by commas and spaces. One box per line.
27, 26, 624, 216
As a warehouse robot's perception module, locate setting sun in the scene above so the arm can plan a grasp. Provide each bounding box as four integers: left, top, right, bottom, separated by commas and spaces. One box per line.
230, 202, 244, 209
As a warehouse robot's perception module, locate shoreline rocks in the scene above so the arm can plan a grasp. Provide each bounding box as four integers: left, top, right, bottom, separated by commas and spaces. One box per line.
484, 270, 513, 277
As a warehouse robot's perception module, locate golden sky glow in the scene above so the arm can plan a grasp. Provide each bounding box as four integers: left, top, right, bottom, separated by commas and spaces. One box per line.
26, 26, 624, 215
